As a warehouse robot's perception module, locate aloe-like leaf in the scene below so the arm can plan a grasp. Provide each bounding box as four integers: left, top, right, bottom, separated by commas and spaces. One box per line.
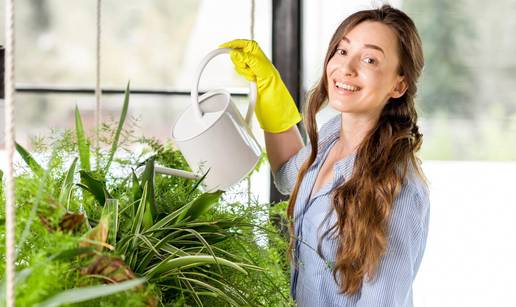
35, 278, 145, 307
146, 255, 247, 278
176, 190, 223, 223
78, 170, 111, 205
104, 81, 130, 173
15, 142, 44, 176
141, 157, 157, 214
59, 157, 78, 207
75, 105, 91, 172
139, 158, 156, 228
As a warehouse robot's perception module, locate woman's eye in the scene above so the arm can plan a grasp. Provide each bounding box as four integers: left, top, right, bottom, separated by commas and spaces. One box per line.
336, 48, 346, 56
363, 57, 376, 64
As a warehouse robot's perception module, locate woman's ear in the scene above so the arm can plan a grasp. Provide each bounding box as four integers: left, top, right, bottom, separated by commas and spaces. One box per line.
391, 76, 408, 99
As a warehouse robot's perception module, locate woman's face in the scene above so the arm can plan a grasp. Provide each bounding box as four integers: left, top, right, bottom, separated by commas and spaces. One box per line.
326, 21, 407, 118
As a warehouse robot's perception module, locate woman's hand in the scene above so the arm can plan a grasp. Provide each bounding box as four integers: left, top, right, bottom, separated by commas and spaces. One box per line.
219, 39, 302, 133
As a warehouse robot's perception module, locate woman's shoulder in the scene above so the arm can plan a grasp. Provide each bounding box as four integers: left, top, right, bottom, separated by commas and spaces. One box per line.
403, 164, 430, 207
317, 114, 342, 141
394, 166, 430, 224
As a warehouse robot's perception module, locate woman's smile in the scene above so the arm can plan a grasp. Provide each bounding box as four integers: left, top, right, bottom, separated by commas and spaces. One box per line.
332, 79, 362, 96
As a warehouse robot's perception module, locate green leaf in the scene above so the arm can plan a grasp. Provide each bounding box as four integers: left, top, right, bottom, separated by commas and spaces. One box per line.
131, 169, 141, 207
36, 278, 145, 307
130, 183, 148, 250
103, 199, 119, 246
177, 276, 239, 306
15, 142, 44, 176
139, 157, 156, 228
58, 157, 78, 208
104, 81, 130, 173
146, 255, 247, 278
75, 105, 91, 172
176, 190, 223, 223
145, 205, 188, 233
78, 170, 111, 205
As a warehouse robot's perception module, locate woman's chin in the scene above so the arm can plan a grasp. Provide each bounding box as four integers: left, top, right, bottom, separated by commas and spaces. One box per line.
328, 98, 354, 113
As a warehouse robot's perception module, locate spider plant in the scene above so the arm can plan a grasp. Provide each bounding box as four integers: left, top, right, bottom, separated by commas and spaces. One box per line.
4, 81, 292, 306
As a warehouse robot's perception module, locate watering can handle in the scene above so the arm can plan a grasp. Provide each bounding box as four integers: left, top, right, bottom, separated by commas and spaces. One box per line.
191, 48, 257, 127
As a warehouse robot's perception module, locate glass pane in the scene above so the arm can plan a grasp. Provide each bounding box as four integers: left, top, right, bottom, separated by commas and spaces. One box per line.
5, 91, 270, 203
0, 0, 272, 90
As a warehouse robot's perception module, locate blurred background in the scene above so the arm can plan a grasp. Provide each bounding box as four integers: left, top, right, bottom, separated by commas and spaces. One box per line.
1, 0, 515, 306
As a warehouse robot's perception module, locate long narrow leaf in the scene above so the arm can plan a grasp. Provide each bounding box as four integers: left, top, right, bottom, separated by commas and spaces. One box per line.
145, 204, 187, 233
75, 105, 91, 171
139, 158, 156, 228
179, 273, 204, 306
104, 81, 130, 173
177, 276, 239, 306
130, 183, 148, 250
36, 278, 145, 307
131, 169, 140, 215
175, 191, 223, 223
103, 199, 119, 246
15, 142, 44, 176
59, 157, 78, 207
146, 255, 247, 278
182, 271, 251, 305
78, 170, 111, 205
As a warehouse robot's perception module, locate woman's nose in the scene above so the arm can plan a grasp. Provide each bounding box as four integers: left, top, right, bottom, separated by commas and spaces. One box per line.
340, 59, 356, 76
338, 57, 357, 76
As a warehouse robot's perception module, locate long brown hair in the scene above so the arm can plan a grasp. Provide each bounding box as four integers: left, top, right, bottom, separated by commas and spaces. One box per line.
287, 4, 425, 295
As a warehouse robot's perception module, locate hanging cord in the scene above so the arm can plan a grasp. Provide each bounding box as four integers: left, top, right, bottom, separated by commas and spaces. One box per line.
4, 0, 16, 305
95, 0, 102, 161
250, 0, 255, 40
247, 0, 255, 206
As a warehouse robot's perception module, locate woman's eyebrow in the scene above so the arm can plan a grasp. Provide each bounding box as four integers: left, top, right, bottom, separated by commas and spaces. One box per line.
341, 37, 385, 55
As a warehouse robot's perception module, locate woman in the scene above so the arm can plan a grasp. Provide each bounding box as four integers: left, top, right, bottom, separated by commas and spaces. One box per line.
221, 4, 429, 306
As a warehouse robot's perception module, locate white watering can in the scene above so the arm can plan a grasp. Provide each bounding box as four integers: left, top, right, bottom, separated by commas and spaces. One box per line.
154, 48, 262, 191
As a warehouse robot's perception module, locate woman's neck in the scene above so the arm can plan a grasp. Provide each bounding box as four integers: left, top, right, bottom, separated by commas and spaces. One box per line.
337, 112, 379, 156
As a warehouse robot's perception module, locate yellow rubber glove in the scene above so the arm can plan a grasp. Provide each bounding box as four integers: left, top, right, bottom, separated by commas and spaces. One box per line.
219, 39, 302, 133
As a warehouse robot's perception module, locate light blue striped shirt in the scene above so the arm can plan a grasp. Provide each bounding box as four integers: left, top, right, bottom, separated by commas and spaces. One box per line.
273, 114, 430, 307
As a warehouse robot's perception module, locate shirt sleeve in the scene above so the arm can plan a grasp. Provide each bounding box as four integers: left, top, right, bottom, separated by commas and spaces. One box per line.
271, 114, 341, 196
271, 143, 311, 196
356, 184, 430, 307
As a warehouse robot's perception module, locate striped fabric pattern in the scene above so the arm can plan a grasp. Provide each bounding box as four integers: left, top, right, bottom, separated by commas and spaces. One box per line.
272, 114, 430, 307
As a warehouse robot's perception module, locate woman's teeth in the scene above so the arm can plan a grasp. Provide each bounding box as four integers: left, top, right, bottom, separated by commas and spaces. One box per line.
335, 81, 359, 91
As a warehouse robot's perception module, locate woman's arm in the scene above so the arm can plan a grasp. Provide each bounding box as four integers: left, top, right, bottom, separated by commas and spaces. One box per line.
264, 125, 304, 174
